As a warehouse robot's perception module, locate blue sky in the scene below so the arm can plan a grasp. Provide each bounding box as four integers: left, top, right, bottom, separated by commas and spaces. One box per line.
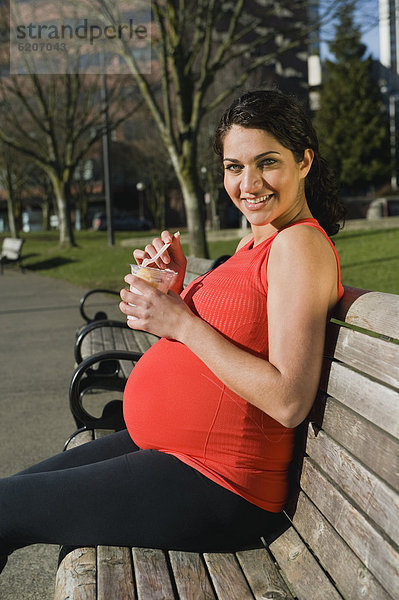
362, 21, 379, 58
321, 0, 380, 60
360, 0, 380, 58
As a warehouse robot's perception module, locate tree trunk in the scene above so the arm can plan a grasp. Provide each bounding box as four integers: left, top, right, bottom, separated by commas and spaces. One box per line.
5, 166, 19, 238
168, 137, 209, 257
50, 175, 75, 246
178, 167, 209, 258
42, 201, 50, 231
6, 194, 18, 238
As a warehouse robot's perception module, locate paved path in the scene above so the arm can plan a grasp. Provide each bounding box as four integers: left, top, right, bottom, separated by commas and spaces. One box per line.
0, 270, 89, 600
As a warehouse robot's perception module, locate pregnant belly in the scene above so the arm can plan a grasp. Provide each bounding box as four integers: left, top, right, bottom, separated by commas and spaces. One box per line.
123, 338, 225, 455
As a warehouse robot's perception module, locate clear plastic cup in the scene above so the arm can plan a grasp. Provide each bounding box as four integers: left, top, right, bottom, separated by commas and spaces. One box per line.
127, 264, 178, 320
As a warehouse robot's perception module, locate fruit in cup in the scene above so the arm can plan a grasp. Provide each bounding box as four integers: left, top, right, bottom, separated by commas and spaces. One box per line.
136, 267, 160, 288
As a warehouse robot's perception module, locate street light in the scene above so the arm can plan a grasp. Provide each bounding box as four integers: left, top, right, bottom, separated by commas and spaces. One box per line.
381, 81, 399, 191
136, 182, 145, 220
389, 94, 398, 190
100, 48, 114, 246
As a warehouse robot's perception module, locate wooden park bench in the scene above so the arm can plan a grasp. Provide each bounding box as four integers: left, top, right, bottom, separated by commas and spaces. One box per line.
55, 282, 399, 599
0, 237, 24, 274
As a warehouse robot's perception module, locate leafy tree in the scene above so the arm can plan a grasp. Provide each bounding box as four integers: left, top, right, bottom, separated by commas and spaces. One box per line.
315, 3, 390, 194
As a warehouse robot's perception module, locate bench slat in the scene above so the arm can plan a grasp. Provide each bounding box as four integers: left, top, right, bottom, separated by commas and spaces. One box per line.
168, 550, 216, 599
334, 288, 399, 340
132, 547, 175, 599
327, 324, 399, 388
318, 396, 399, 490
80, 326, 157, 361
203, 553, 254, 599
320, 360, 399, 439
236, 547, 294, 599
82, 329, 105, 359
292, 493, 392, 600
66, 429, 94, 449
301, 459, 399, 598
54, 547, 97, 600
97, 546, 136, 600
269, 527, 343, 600
109, 328, 133, 379
122, 328, 159, 354
306, 426, 399, 544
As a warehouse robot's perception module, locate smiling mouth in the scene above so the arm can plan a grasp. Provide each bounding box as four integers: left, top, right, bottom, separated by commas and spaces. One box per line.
242, 193, 274, 205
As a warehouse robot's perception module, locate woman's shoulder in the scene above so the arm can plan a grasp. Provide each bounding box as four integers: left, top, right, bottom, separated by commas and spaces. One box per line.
270, 221, 337, 268
275, 220, 331, 247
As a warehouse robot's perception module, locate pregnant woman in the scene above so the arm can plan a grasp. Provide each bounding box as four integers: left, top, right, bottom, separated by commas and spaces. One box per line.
0, 90, 344, 573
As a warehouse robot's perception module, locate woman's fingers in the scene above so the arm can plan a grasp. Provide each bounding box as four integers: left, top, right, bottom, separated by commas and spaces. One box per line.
133, 232, 176, 269
133, 249, 146, 264
119, 282, 149, 322
145, 239, 171, 268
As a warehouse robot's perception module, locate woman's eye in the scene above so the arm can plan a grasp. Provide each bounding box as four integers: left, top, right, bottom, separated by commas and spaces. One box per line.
259, 158, 276, 168
224, 164, 242, 172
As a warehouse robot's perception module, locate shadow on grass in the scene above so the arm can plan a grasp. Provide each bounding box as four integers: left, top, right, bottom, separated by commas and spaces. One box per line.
338, 227, 399, 240
25, 257, 76, 271
342, 254, 399, 269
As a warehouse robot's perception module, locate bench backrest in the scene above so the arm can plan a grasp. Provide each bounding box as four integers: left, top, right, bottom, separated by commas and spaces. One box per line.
1, 237, 24, 260
184, 256, 214, 286
269, 286, 399, 600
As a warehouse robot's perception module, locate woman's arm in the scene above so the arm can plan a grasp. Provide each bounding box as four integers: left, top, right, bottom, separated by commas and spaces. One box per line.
120, 225, 339, 428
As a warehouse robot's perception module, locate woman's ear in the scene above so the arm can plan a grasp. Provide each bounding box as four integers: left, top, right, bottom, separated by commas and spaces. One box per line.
299, 149, 314, 179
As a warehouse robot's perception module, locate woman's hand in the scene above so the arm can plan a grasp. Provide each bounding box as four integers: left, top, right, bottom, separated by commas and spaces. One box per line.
133, 231, 187, 294
119, 275, 195, 340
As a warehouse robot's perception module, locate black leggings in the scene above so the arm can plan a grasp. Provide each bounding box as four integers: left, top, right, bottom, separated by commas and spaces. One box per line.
0, 430, 282, 560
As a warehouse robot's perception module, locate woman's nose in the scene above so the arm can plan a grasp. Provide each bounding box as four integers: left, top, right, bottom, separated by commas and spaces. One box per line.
241, 167, 262, 194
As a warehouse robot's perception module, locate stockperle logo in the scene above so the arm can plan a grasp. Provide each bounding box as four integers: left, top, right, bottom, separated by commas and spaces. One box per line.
9, 0, 152, 75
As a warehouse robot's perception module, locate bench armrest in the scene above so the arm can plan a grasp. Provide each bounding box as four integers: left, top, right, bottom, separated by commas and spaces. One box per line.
69, 349, 142, 430
79, 288, 120, 323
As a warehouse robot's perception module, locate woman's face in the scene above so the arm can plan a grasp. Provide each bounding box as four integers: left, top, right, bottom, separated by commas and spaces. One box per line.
222, 125, 313, 239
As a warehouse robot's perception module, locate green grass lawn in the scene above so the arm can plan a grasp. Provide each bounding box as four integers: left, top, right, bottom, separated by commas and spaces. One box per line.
2, 226, 398, 294
334, 227, 399, 294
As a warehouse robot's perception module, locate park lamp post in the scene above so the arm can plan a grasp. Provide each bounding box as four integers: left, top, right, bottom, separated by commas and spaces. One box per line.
136, 181, 145, 220
381, 81, 399, 191
100, 47, 114, 246
388, 93, 399, 190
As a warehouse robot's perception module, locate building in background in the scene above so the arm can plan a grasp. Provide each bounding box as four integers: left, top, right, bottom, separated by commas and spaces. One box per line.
380, 0, 399, 76
379, 0, 399, 188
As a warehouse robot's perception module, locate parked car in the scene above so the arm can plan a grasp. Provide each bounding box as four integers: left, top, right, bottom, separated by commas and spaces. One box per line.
92, 212, 152, 231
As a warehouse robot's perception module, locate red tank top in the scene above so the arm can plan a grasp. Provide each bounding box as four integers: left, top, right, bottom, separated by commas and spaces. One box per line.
123, 219, 344, 511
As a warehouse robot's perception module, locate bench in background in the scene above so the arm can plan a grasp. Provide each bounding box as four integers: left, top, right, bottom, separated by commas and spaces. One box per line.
56, 285, 399, 599
0, 237, 24, 274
